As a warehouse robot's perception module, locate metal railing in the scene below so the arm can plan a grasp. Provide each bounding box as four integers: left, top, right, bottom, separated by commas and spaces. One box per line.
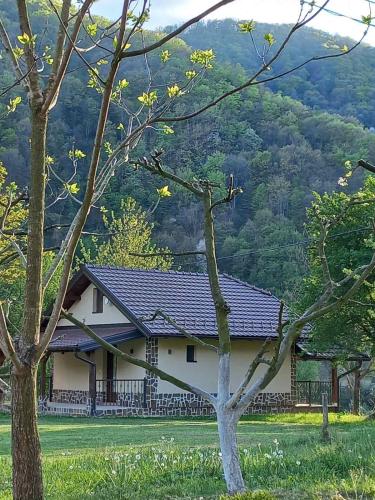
96, 378, 147, 407
296, 380, 333, 405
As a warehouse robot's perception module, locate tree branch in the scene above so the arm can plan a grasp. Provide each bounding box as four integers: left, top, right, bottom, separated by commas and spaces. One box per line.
120, 0, 236, 59
131, 149, 204, 195
42, 0, 94, 112
358, 159, 375, 174
0, 18, 27, 89
141, 309, 218, 352
0, 303, 22, 371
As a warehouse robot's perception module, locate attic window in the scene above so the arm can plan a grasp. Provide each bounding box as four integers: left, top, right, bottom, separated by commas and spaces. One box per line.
93, 287, 104, 313
186, 345, 196, 363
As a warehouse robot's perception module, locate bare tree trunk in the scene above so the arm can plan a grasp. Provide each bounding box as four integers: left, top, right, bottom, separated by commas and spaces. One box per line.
11, 366, 43, 500
217, 408, 246, 494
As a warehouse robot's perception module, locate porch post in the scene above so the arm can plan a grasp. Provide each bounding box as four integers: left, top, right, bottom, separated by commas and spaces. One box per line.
331, 365, 339, 408
74, 352, 97, 416
39, 352, 51, 400
88, 363, 97, 416
145, 338, 158, 412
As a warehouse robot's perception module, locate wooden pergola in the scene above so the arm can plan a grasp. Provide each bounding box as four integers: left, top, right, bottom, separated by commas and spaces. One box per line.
295, 343, 370, 411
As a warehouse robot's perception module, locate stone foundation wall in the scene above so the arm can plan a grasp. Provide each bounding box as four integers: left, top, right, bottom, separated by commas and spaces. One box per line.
52, 388, 89, 405
40, 389, 294, 417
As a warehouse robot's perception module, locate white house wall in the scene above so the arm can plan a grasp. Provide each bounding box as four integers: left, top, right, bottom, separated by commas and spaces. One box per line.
157, 338, 291, 394
116, 339, 146, 379
53, 338, 291, 395
53, 339, 146, 391
58, 283, 130, 326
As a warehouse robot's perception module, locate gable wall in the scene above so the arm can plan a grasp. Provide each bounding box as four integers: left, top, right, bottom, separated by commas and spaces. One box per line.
58, 283, 130, 326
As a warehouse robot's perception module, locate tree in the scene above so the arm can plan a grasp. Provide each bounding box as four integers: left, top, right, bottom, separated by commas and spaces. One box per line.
0, 1, 368, 498
77, 197, 172, 270
66, 152, 375, 494
298, 173, 375, 414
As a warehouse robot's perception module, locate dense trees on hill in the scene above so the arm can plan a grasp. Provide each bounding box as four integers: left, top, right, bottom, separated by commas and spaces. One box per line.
181, 19, 375, 127
0, 2, 374, 299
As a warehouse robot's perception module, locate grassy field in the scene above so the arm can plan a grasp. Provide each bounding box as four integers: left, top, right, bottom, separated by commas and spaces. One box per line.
0, 413, 374, 499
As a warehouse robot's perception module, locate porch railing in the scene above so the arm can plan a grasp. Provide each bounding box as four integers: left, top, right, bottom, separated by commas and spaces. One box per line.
296, 380, 333, 405
96, 378, 147, 407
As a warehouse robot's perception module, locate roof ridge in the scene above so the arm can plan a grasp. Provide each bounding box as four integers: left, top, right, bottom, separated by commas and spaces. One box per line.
85, 264, 208, 276
221, 273, 272, 296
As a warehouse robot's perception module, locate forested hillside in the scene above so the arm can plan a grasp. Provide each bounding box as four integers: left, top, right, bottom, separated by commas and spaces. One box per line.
181, 19, 375, 127
1, 2, 374, 298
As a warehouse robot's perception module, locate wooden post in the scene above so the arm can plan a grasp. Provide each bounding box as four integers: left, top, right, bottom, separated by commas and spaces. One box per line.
88, 363, 97, 416
39, 352, 51, 400
321, 392, 331, 443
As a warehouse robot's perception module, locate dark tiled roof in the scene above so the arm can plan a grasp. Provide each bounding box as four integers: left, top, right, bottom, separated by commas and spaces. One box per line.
82, 265, 283, 339
49, 324, 142, 352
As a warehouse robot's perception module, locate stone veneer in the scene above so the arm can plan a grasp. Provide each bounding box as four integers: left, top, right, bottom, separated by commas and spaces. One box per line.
39, 340, 297, 417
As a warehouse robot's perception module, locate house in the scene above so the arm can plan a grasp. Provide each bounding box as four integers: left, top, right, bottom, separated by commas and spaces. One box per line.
44, 264, 298, 416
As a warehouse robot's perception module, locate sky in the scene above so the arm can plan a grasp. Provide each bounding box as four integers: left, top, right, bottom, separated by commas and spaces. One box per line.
92, 0, 375, 45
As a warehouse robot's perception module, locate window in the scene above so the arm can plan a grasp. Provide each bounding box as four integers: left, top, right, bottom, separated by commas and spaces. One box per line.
93, 287, 104, 313
186, 345, 196, 363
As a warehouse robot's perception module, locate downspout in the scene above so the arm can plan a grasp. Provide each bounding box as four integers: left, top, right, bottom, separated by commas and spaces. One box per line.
74, 351, 96, 416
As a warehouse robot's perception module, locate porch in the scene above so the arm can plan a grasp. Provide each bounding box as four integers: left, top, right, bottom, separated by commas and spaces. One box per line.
41, 376, 148, 416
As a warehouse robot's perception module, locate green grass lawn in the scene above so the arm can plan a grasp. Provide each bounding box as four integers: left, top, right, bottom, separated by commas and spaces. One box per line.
0, 413, 374, 499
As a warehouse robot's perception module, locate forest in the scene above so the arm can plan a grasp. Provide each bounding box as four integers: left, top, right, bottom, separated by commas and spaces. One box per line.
1, 1, 374, 301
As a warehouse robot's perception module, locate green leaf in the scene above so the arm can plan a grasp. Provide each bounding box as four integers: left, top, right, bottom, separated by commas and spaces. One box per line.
68, 149, 86, 160
190, 49, 215, 69
137, 91, 158, 107
185, 70, 197, 80
113, 35, 118, 49
45, 155, 55, 166
118, 78, 129, 89
264, 33, 275, 46
167, 84, 182, 98
238, 21, 256, 33
65, 183, 80, 194
157, 185, 172, 198
160, 50, 171, 63
7, 96, 22, 113
162, 125, 174, 135
87, 23, 98, 37
17, 33, 30, 45
12, 47, 24, 60
362, 14, 372, 25
17, 33, 36, 46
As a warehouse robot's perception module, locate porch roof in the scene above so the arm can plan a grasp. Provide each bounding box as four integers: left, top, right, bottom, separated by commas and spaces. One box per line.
296, 342, 371, 362
49, 324, 142, 352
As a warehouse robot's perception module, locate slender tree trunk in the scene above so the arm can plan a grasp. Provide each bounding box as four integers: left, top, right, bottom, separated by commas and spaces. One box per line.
353, 369, 360, 415
11, 107, 47, 499
11, 365, 43, 500
217, 408, 246, 494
